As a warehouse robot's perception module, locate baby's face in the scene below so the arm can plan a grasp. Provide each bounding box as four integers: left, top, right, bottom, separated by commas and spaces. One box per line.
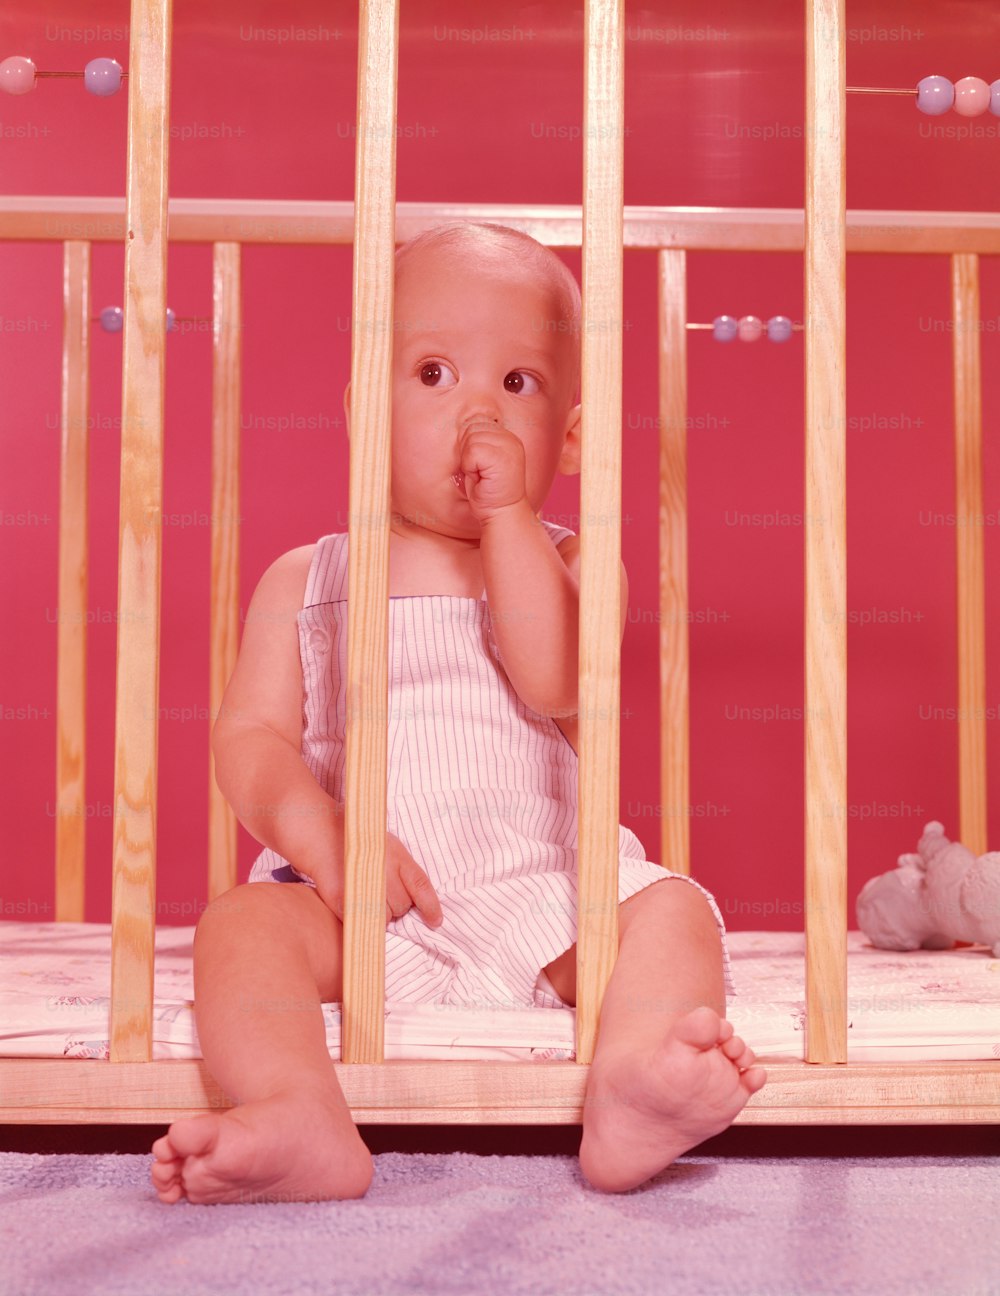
386, 245, 580, 539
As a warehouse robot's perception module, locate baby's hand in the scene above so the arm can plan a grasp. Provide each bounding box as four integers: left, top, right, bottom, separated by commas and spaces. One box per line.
455, 419, 527, 525
300, 830, 443, 929
384, 832, 444, 928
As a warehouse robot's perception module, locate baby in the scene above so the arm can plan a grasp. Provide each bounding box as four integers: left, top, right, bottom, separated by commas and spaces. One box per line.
150, 222, 766, 1205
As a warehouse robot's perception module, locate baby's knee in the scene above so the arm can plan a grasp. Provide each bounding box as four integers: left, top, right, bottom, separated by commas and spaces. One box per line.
195, 884, 247, 930
194, 881, 290, 944
662, 879, 727, 951
626, 877, 718, 930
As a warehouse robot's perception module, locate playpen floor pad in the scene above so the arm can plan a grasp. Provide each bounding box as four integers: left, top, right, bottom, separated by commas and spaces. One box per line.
1, 921, 998, 1063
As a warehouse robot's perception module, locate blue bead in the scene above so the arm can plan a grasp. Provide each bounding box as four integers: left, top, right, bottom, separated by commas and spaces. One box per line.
99, 306, 123, 333
916, 75, 954, 116
166, 308, 177, 332
712, 315, 738, 343
84, 58, 123, 97
767, 315, 793, 343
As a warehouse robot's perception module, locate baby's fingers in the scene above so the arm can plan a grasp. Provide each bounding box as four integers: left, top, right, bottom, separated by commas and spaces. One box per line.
401, 858, 444, 928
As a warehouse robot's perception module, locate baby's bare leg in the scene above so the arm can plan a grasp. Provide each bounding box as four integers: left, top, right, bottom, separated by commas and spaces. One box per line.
579, 879, 767, 1193
150, 882, 373, 1205
192, 882, 346, 1101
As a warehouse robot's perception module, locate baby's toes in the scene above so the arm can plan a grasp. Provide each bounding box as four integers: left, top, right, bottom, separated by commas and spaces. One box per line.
720, 1032, 760, 1066
742, 1065, 768, 1094
151, 1133, 175, 1161
151, 1156, 179, 1187
155, 1179, 185, 1204
719, 1032, 746, 1060
671, 1005, 725, 1051
150, 1161, 185, 1203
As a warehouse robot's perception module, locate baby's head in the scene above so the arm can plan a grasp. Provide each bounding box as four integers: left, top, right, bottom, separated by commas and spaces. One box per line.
344, 222, 582, 539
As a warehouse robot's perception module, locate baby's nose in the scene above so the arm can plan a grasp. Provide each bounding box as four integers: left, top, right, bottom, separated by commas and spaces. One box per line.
462, 415, 499, 434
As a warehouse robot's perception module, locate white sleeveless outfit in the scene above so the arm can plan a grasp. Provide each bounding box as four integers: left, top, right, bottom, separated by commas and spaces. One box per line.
249, 520, 735, 1009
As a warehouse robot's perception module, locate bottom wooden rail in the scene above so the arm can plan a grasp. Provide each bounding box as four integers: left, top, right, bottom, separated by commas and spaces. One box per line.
1, 1057, 998, 1125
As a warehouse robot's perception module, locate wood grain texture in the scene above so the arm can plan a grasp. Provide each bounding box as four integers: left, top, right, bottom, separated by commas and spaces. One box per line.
56, 242, 89, 923
341, 0, 398, 1065
5, 198, 1000, 253
109, 0, 172, 1064
574, 0, 625, 1067
2, 1057, 998, 1125
208, 243, 242, 899
804, 0, 847, 1065
658, 250, 690, 877
951, 253, 988, 858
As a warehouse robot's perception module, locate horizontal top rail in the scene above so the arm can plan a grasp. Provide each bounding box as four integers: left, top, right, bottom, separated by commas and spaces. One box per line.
2, 198, 1000, 253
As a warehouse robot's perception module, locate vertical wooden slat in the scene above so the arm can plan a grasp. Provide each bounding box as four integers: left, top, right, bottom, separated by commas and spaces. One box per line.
803, 0, 847, 1065
575, 0, 625, 1066
658, 249, 690, 876
55, 241, 90, 922
209, 243, 242, 898
109, 0, 173, 1063
951, 253, 987, 857
341, 0, 399, 1065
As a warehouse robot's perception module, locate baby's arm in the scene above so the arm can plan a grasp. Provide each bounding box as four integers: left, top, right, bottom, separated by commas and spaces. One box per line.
213, 546, 443, 927
212, 545, 345, 890
479, 504, 629, 718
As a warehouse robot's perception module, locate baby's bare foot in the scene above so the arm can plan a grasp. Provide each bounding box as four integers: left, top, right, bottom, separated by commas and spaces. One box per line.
579, 1005, 767, 1193
149, 1084, 373, 1205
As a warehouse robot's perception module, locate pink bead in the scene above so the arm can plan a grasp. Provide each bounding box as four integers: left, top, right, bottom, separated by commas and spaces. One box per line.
0, 56, 37, 95
737, 315, 763, 342
953, 76, 991, 117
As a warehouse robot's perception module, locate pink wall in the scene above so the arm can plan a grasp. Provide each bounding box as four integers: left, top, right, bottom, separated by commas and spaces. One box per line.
1, 0, 998, 929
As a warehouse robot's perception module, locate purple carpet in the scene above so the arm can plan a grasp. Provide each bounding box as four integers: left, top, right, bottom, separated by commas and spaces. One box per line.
1, 1149, 996, 1294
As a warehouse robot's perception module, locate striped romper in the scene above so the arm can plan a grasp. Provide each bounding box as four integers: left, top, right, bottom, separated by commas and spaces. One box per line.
249, 520, 735, 1009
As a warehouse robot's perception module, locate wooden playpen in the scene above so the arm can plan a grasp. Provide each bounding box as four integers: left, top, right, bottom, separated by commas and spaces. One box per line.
1, 0, 998, 1126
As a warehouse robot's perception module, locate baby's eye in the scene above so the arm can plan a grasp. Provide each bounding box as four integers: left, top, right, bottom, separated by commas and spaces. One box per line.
418, 361, 457, 388
504, 371, 541, 396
